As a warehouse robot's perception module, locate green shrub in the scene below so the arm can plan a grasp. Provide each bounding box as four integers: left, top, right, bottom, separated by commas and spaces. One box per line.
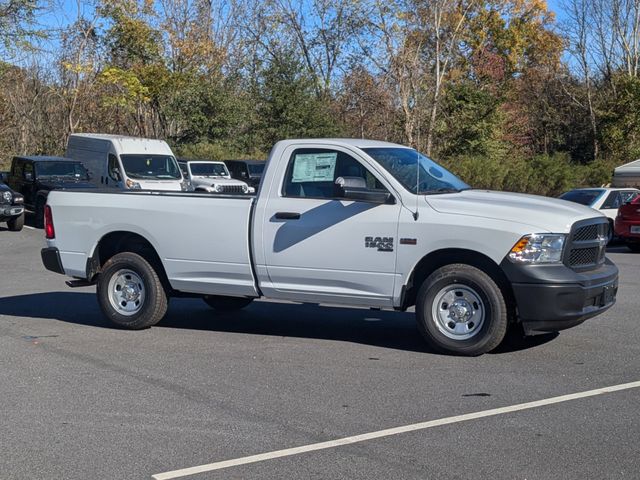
441, 152, 616, 197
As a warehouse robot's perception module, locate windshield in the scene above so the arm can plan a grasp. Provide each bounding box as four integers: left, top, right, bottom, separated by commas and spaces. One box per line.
190, 163, 229, 177
248, 163, 265, 175
559, 189, 604, 207
37, 162, 89, 180
120, 154, 181, 180
363, 148, 469, 194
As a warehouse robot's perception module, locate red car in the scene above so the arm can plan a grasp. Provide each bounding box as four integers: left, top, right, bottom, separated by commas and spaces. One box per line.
615, 196, 640, 252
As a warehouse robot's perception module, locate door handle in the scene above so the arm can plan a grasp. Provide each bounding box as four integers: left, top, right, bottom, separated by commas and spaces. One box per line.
275, 212, 301, 220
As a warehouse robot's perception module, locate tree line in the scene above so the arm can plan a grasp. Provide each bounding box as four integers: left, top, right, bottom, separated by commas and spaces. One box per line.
1, 0, 638, 195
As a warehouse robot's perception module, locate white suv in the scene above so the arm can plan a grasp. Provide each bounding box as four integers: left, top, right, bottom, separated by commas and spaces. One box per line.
178, 160, 255, 194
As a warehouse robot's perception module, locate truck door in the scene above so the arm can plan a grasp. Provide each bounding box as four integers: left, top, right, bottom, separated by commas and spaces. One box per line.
259, 146, 401, 307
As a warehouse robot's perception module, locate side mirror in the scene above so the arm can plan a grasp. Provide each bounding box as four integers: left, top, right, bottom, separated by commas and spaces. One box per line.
335, 176, 392, 204
24, 172, 33, 181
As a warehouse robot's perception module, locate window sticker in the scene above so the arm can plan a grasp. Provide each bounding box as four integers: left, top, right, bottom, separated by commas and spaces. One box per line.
291, 152, 337, 183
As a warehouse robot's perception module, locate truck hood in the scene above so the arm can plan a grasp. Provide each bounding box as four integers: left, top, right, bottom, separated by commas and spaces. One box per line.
425, 189, 603, 233
136, 179, 182, 191
39, 179, 96, 190
192, 177, 245, 186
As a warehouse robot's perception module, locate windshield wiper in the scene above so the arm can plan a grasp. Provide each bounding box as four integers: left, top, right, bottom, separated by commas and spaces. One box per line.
422, 187, 461, 195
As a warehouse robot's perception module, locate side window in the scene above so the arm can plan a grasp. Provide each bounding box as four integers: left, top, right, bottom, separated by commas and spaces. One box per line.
621, 191, 638, 205
283, 148, 385, 199
108, 154, 120, 181
12, 160, 23, 177
23, 163, 34, 180
601, 191, 621, 209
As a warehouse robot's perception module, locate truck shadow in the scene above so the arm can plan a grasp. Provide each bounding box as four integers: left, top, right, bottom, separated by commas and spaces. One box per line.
271, 200, 376, 252
0, 292, 557, 354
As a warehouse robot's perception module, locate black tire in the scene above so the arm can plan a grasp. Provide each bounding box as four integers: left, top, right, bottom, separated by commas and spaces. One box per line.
97, 252, 168, 329
203, 295, 253, 311
34, 197, 45, 229
7, 213, 24, 231
626, 242, 640, 253
415, 264, 508, 356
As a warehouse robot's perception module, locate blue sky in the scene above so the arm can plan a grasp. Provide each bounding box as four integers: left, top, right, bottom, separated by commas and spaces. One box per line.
548, 0, 568, 23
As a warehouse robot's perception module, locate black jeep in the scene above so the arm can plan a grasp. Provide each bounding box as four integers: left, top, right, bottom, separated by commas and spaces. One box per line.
7, 156, 95, 228
224, 159, 265, 189
0, 181, 25, 231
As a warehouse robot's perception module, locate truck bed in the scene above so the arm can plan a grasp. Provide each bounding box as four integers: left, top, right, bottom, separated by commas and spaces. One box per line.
47, 190, 259, 297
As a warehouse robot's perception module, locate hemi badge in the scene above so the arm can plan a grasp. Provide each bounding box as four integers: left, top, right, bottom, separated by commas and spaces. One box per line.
400, 238, 417, 245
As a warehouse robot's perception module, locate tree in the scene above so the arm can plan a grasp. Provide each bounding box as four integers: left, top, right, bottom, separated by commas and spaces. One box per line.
255, 53, 340, 149
0, 0, 41, 57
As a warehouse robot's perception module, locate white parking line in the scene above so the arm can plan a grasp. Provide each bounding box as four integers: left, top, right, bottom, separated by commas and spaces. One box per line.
151, 380, 640, 480
23, 225, 35, 230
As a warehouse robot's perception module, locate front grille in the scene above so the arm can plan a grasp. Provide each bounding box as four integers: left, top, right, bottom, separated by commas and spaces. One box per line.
566, 219, 608, 270
569, 247, 599, 266
573, 224, 599, 242
219, 185, 245, 194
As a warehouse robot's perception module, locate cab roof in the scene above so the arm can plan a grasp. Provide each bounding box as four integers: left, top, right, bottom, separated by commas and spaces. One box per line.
280, 138, 411, 149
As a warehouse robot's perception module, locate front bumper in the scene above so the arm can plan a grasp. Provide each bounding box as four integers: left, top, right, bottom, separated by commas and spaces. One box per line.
0, 205, 24, 219
41, 247, 65, 275
501, 258, 618, 335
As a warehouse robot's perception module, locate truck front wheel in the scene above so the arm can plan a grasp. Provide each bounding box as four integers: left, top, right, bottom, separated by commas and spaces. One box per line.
415, 264, 507, 356
97, 252, 168, 329
203, 296, 253, 311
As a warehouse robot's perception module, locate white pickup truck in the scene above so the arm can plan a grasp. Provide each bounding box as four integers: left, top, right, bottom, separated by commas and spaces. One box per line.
41, 139, 618, 355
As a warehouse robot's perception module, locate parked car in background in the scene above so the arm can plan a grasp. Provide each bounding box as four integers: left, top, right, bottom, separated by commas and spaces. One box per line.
0, 181, 24, 231
559, 187, 640, 228
615, 196, 640, 252
178, 159, 254, 194
66, 133, 189, 192
224, 159, 265, 189
7, 156, 95, 228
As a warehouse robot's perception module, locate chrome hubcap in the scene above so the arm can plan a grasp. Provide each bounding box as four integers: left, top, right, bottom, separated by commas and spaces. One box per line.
432, 284, 485, 340
108, 269, 145, 316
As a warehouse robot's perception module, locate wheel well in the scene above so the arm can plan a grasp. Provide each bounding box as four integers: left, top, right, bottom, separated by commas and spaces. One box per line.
94, 232, 170, 290
402, 248, 516, 319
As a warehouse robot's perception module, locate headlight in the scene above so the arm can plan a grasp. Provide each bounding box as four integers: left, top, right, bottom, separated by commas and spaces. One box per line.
2, 191, 12, 202
125, 179, 142, 189
214, 184, 222, 192
180, 180, 194, 192
248, 186, 255, 194
508, 234, 566, 264
13, 195, 23, 204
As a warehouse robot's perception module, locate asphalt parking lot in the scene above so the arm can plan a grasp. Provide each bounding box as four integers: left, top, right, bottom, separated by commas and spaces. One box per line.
1, 221, 639, 480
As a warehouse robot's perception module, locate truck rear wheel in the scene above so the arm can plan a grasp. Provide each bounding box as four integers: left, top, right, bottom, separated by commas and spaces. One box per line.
7, 213, 24, 231
203, 295, 253, 311
97, 252, 168, 329
415, 264, 507, 356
